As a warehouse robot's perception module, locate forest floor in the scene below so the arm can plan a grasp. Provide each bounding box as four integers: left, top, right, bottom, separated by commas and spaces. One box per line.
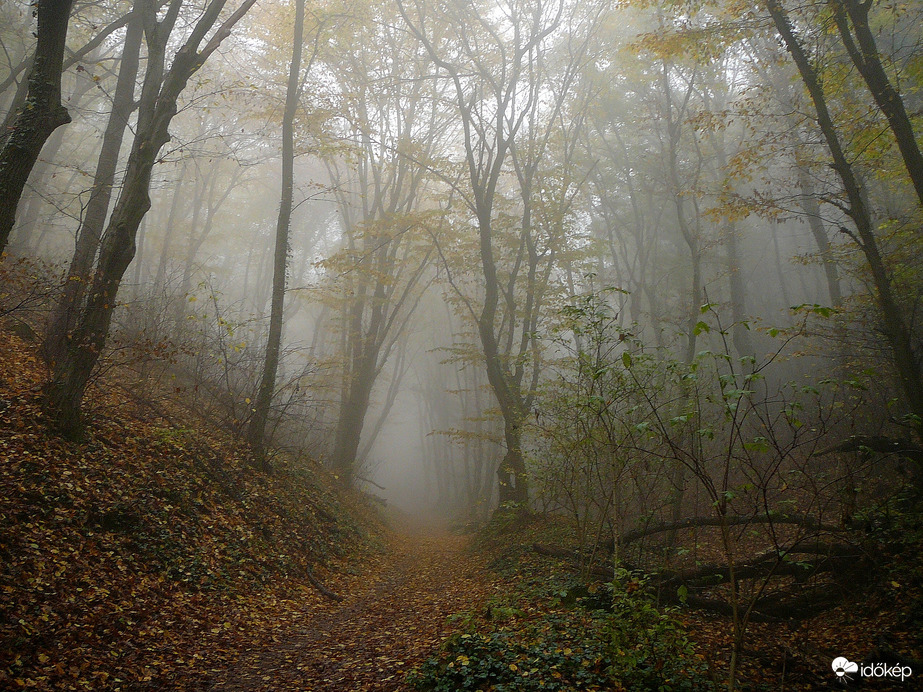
207, 520, 498, 691
2, 311, 922, 691
0, 321, 500, 691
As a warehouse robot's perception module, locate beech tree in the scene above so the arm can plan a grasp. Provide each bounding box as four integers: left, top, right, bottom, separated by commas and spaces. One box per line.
764, 0, 923, 437
320, 6, 443, 486
43, 0, 258, 436
827, 0, 923, 208
42, 1, 145, 365
247, 0, 308, 469
399, 0, 604, 507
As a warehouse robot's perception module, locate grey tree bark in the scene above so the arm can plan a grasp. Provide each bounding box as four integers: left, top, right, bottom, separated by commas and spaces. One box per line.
398, 0, 594, 508
828, 0, 923, 208
247, 0, 306, 470
43, 1, 144, 366
43, 0, 258, 436
766, 0, 923, 438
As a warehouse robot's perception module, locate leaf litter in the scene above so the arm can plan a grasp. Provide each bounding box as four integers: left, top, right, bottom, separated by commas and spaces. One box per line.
0, 328, 496, 690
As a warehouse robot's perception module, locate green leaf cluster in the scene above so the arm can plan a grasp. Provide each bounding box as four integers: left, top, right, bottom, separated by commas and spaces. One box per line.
407, 575, 713, 692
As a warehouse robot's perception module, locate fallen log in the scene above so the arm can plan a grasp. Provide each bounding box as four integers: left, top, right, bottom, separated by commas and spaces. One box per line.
532, 540, 865, 621
814, 435, 923, 461
657, 586, 841, 622
306, 565, 344, 602
659, 540, 863, 585
532, 543, 616, 578
535, 542, 859, 589
616, 513, 842, 547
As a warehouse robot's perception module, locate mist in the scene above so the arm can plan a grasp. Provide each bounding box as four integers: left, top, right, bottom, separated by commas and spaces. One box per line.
4, 0, 923, 688
4, 0, 922, 524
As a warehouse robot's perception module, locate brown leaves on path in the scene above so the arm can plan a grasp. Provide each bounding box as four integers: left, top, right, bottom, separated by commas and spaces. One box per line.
210, 521, 496, 691
1, 326, 492, 690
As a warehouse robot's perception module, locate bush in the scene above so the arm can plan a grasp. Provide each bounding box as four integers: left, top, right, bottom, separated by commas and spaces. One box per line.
604, 570, 712, 691
407, 616, 611, 691
407, 573, 713, 692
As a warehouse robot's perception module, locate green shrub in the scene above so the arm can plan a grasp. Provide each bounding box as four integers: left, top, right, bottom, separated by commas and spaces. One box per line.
407, 572, 713, 692
406, 619, 611, 691
603, 570, 711, 691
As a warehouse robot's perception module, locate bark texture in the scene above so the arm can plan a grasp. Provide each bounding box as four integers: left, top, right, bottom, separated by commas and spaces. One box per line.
43, 3, 144, 366
0, 0, 75, 254
766, 0, 923, 439
43, 0, 258, 436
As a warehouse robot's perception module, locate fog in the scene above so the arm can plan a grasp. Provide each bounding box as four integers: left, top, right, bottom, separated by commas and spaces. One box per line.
3, 0, 923, 529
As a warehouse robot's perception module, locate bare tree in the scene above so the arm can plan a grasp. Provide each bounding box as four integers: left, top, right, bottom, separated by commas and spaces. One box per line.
765, 0, 923, 439
827, 0, 923, 208
42, 1, 145, 365
322, 9, 443, 486
399, 0, 601, 507
247, 0, 307, 470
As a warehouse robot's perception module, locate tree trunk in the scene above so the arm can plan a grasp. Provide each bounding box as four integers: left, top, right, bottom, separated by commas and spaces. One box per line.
829, 0, 923, 208
330, 357, 376, 486
1, 7, 137, 134
766, 0, 923, 439
247, 0, 305, 469
0, 56, 33, 147
709, 128, 754, 359
43, 2, 144, 366
356, 340, 410, 470
152, 160, 188, 293
0, 0, 74, 255
795, 160, 842, 307
7, 124, 67, 255
43, 0, 258, 437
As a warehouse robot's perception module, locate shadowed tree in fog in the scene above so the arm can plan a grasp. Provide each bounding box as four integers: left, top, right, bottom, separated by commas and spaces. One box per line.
247, 0, 307, 470
0, 0, 74, 255
827, 0, 923, 208
764, 0, 923, 438
321, 5, 443, 487
42, 1, 145, 366
399, 0, 603, 507
43, 0, 258, 436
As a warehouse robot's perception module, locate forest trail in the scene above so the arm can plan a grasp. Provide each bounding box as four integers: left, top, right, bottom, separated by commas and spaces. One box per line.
207, 520, 494, 691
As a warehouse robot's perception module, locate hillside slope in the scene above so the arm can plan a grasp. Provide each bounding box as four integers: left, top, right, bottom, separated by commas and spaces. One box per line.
0, 327, 384, 690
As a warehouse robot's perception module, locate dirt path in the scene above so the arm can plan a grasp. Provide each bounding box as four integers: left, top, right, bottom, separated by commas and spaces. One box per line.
208, 525, 494, 691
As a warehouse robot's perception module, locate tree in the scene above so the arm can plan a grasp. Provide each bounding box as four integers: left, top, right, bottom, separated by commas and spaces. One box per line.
399, 0, 602, 507
247, 0, 307, 470
827, 0, 923, 208
43, 0, 258, 436
0, 0, 75, 255
764, 0, 923, 437
320, 6, 443, 486
42, 0, 145, 366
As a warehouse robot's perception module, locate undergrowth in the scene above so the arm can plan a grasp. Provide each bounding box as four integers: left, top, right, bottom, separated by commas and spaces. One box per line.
408, 518, 714, 691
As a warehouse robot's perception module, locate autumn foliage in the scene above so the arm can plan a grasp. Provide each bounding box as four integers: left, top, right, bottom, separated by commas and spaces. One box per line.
0, 326, 381, 689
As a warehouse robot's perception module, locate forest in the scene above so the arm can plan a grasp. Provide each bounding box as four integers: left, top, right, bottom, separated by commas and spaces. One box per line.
1, 0, 923, 689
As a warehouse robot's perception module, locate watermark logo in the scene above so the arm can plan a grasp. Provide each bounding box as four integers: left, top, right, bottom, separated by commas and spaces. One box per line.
832, 656, 913, 684
832, 657, 858, 681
